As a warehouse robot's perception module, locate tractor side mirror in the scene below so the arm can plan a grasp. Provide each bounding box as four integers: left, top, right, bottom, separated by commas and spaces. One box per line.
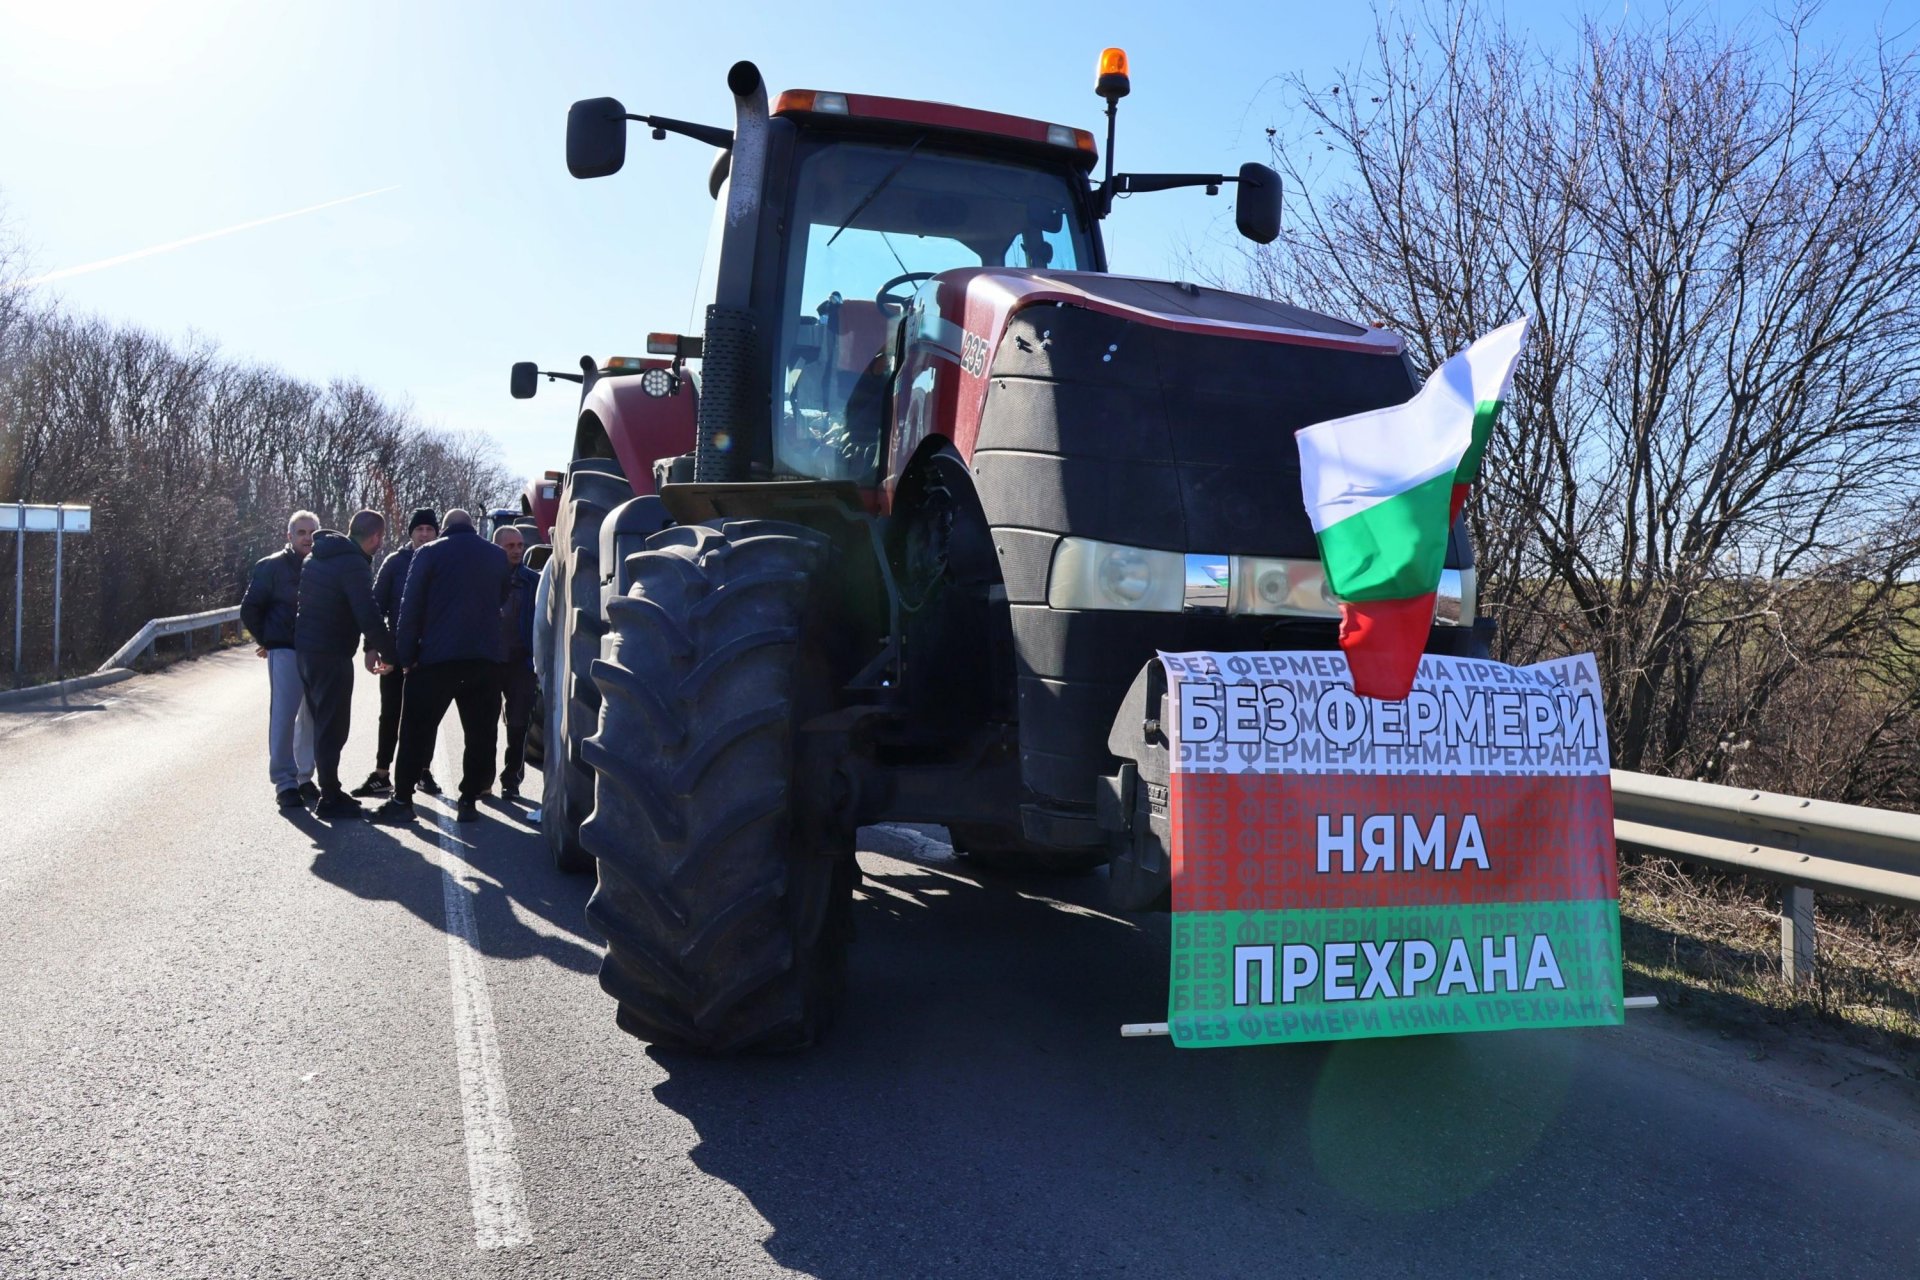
510, 361, 539, 399
1235, 162, 1282, 245
567, 97, 628, 179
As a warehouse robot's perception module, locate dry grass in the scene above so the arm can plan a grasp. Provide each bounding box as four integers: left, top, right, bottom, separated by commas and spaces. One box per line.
1619, 854, 1920, 1071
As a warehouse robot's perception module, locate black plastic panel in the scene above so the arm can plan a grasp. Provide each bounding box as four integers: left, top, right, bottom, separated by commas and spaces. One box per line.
970, 301, 1478, 809
974, 306, 1425, 559
992, 529, 1058, 605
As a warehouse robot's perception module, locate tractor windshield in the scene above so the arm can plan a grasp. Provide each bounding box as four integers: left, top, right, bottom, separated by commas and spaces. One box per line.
773, 139, 1093, 483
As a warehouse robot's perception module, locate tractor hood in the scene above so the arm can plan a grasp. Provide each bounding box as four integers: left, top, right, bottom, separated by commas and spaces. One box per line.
935, 267, 1399, 357
888, 269, 1415, 529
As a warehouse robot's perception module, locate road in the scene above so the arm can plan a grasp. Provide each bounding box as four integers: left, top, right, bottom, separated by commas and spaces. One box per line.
2, 650, 1918, 1279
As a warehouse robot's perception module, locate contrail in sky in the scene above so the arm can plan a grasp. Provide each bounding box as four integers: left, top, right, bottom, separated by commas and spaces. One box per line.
11, 185, 401, 289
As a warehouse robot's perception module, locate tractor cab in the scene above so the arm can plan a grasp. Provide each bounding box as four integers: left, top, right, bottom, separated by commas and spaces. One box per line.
759, 95, 1103, 485
565, 54, 1280, 498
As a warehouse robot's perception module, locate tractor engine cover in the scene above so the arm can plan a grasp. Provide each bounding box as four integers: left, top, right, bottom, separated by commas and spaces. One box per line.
890, 270, 1483, 815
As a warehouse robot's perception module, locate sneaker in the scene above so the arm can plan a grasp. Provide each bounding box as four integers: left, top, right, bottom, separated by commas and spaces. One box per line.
277, 788, 303, 809
298, 781, 321, 805
368, 798, 417, 825
455, 798, 480, 824
500, 779, 521, 802
418, 770, 442, 797
350, 771, 392, 798
313, 790, 363, 819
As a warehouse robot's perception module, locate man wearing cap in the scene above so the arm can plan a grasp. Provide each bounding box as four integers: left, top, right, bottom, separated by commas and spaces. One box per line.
241, 509, 319, 810
352, 507, 442, 799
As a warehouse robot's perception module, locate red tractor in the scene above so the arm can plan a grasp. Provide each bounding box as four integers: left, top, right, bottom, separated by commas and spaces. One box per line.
556, 53, 1489, 1052
515, 472, 563, 545
510, 353, 697, 871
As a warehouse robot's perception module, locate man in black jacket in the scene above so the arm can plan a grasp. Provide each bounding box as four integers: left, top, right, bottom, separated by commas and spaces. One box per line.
240, 509, 320, 809
371, 509, 510, 824
492, 524, 540, 801
351, 507, 442, 799
295, 510, 397, 818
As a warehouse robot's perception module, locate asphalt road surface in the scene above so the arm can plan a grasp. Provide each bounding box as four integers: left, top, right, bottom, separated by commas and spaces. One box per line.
4, 650, 1919, 1279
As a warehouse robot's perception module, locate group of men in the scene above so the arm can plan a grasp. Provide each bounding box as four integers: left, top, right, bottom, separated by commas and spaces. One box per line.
238, 505, 540, 826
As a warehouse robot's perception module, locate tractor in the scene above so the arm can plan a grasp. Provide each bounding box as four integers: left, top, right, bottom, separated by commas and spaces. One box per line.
509, 352, 698, 871
553, 52, 1491, 1052
514, 472, 563, 545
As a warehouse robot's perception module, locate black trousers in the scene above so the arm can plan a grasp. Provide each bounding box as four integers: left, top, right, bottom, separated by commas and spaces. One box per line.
375, 668, 404, 769
375, 667, 435, 771
296, 652, 356, 793
498, 662, 538, 788
395, 659, 502, 802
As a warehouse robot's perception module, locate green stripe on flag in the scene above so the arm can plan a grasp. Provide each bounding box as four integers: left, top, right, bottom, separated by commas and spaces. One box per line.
1456, 399, 1502, 485
1315, 469, 1458, 602
1169, 901, 1622, 1047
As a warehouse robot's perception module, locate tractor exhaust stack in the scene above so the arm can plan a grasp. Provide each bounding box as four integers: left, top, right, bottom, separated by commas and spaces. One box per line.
695, 60, 771, 483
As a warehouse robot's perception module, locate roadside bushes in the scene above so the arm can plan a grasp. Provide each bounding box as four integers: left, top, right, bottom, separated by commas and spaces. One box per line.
0, 291, 514, 679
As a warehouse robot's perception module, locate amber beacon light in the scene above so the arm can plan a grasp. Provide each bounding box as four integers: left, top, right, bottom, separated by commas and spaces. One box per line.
1096, 48, 1131, 100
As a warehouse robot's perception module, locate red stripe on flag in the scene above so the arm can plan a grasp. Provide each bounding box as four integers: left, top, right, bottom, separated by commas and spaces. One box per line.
1170, 772, 1618, 912
1339, 594, 1436, 701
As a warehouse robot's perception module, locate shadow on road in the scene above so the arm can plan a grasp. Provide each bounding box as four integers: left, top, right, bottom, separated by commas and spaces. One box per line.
0, 700, 107, 715
296, 788, 599, 977
643, 836, 1604, 1279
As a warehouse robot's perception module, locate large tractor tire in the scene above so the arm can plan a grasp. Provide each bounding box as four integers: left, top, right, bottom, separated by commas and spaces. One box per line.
542, 463, 632, 875
581, 520, 855, 1054
946, 823, 1109, 876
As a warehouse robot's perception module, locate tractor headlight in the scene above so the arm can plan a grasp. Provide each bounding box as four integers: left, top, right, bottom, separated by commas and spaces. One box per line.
1228, 556, 1341, 618
1048, 538, 1185, 611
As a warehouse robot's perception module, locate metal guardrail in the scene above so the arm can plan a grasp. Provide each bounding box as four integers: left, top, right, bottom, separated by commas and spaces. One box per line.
94, 606, 242, 673
1611, 769, 1920, 984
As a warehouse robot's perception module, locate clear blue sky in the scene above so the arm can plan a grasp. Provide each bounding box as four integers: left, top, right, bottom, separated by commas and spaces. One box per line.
0, 0, 1905, 483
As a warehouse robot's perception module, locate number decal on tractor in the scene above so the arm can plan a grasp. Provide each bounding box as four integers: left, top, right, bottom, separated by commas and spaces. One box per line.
960, 330, 989, 377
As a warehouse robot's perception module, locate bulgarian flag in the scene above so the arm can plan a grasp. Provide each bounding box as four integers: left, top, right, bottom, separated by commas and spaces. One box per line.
1296, 318, 1530, 700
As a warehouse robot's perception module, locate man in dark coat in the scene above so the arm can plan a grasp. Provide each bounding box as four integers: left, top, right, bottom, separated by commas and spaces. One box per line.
491, 524, 540, 801
371, 509, 510, 824
240, 509, 319, 809
351, 507, 442, 799
295, 509, 396, 817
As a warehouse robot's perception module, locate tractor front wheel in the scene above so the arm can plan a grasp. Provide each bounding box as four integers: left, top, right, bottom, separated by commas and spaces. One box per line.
582, 520, 855, 1054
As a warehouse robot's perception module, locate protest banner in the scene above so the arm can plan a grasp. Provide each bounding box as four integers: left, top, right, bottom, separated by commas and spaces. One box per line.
1162, 650, 1622, 1048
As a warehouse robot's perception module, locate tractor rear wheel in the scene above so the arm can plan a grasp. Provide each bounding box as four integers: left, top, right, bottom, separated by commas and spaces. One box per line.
582, 520, 855, 1054
946, 823, 1109, 876
542, 463, 632, 875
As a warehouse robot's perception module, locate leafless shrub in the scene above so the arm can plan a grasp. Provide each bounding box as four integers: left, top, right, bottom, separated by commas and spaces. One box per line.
1240, 6, 1920, 802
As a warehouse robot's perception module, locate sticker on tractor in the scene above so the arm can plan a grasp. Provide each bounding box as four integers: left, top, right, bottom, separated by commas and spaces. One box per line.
1159, 650, 1623, 1048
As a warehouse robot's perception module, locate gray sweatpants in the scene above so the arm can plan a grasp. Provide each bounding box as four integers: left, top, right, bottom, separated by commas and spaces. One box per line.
267, 648, 316, 791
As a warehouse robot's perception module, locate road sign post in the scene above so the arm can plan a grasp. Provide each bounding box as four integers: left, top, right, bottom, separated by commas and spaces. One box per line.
4, 502, 93, 688
12, 503, 21, 687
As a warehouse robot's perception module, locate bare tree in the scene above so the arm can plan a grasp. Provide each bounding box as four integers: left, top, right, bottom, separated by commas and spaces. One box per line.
0, 276, 518, 679
1241, 7, 1920, 795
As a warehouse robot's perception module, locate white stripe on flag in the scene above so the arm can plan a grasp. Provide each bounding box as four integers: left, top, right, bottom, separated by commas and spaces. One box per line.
1297, 318, 1529, 532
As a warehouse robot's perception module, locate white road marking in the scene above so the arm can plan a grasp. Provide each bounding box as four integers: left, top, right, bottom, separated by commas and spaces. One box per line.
428, 768, 533, 1251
